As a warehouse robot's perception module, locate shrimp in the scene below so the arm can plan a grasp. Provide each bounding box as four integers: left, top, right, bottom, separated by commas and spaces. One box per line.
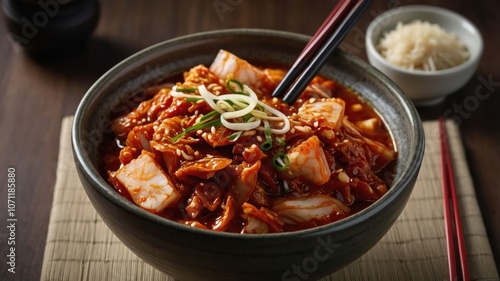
272, 194, 350, 224
209, 49, 267, 88
115, 151, 181, 213
286, 136, 331, 185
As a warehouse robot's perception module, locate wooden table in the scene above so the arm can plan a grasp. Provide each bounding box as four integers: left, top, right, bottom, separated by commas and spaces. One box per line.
1, 0, 498, 280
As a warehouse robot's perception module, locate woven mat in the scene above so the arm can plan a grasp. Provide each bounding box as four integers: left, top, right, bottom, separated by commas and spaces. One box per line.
40, 116, 499, 281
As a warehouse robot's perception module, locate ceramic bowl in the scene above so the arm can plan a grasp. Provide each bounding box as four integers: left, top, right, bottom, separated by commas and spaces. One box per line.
72, 29, 425, 281
366, 5, 483, 106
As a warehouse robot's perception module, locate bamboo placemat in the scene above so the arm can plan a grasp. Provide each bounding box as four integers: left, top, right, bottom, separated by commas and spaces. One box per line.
40, 116, 499, 281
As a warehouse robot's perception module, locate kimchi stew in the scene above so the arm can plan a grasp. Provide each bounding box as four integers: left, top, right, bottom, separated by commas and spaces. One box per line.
102, 50, 397, 233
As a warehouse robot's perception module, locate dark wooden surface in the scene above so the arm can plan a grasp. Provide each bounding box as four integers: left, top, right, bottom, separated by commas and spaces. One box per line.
0, 0, 498, 280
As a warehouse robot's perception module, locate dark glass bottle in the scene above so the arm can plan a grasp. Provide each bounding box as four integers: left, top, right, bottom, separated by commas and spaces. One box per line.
2, 0, 100, 56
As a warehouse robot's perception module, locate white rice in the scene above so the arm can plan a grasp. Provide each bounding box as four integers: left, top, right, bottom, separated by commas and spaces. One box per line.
377, 20, 469, 71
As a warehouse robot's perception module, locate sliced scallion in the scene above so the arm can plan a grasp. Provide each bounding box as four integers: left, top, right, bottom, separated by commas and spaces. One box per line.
176, 87, 197, 93
200, 110, 221, 122
275, 137, 287, 147
171, 118, 222, 143
186, 97, 203, 103
272, 152, 289, 172
226, 79, 245, 94
260, 120, 273, 151
282, 180, 291, 194
228, 131, 243, 142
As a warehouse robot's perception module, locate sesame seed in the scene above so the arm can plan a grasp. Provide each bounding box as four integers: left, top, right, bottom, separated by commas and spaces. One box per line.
211, 126, 216, 134
295, 126, 311, 133
338, 172, 350, 183
185, 145, 194, 154
328, 131, 335, 139
309, 98, 316, 103
207, 83, 217, 90
181, 150, 194, 160
313, 121, 319, 128
208, 134, 213, 140
242, 130, 256, 136
256, 136, 263, 142
176, 149, 181, 156
352, 104, 363, 112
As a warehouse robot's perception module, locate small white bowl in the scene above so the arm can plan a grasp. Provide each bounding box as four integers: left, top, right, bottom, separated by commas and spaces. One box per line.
366, 5, 483, 106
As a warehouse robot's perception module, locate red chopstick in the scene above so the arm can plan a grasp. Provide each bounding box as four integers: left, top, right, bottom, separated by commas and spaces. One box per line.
271, 0, 371, 104
439, 117, 470, 281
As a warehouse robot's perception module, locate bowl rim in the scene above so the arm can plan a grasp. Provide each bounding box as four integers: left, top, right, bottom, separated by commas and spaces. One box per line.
366, 4, 483, 76
72, 28, 424, 240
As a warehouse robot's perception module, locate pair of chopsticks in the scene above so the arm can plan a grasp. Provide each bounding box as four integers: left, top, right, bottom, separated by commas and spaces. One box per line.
439, 117, 470, 281
271, 0, 372, 104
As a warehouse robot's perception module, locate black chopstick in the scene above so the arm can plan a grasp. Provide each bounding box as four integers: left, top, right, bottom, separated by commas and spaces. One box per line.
271, 0, 357, 99
272, 0, 372, 104
439, 117, 470, 281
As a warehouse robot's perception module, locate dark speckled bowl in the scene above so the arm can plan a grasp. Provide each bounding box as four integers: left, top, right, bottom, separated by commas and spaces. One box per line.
72, 29, 424, 281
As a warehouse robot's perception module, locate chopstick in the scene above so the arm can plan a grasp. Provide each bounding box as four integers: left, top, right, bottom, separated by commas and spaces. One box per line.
439, 117, 470, 281
271, 0, 372, 104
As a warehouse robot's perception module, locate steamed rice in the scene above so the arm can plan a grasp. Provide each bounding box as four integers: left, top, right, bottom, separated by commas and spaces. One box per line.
377, 20, 469, 71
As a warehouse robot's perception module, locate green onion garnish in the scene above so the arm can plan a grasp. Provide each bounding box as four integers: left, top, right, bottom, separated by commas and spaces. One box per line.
226, 79, 245, 94
186, 97, 203, 102
260, 140, 272, 151
242, 114, 252, 122
260, 120, 273, 151
171, 118, 222, 143
200, 110, 221, 122
282, 181, 291, 193
275, 137, 287, 147
176, 87, 197, 93
272, 152, 289, 172
228, 131, 243, 142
